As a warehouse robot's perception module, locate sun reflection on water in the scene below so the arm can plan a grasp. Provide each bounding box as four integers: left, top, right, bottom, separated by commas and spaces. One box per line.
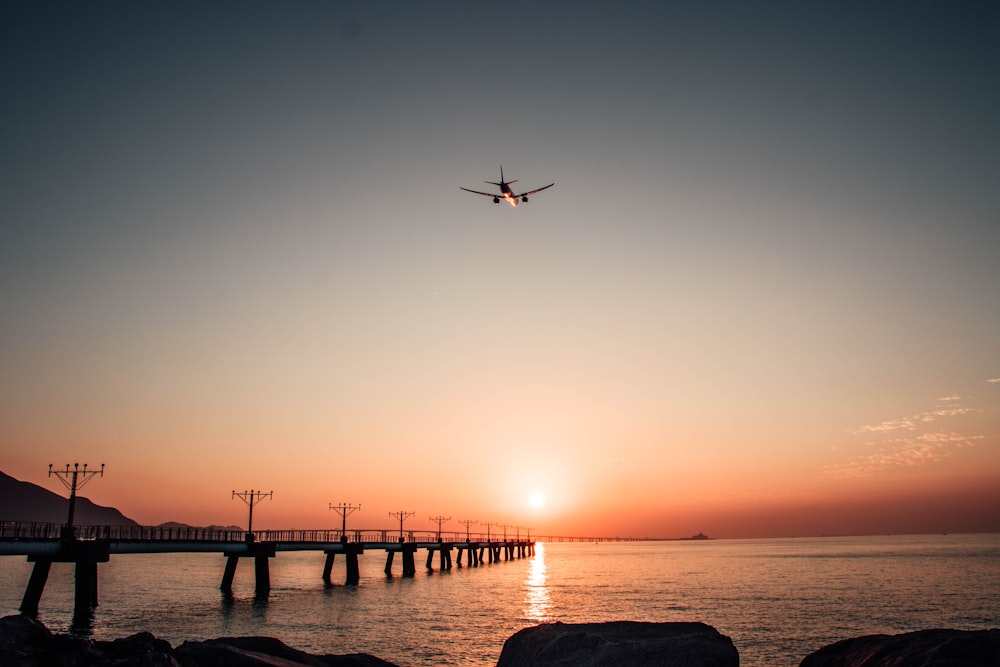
523, 542, 550, 623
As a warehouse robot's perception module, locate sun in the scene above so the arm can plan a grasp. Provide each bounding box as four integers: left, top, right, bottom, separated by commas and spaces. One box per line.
528, 491, 546, 509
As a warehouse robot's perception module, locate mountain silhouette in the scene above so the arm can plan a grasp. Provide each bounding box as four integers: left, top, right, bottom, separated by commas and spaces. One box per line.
0, 470, 139, 526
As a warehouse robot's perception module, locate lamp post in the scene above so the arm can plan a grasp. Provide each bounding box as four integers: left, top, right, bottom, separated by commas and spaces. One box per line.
232, 489, 272, 542
329, 502, 361, 541
49, 463, 104, 539
459, 519, 477, 542
429, 515, 451, 541
389, 510, 414, 541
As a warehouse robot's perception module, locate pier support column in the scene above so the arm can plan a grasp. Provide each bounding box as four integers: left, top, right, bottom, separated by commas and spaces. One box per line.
455, 547, 464, 568
254, 556, 270, 596
384, 550, 395, 576
74, 561, 99, 611
477, 546, 485, 565
425, 548, 434, 570
440, 546, 451, 570
402, 544, 416, 577
221, 555, 239, 593
20, 559, 52, 616
345, 549, 360, 585
322, 552, 335, 584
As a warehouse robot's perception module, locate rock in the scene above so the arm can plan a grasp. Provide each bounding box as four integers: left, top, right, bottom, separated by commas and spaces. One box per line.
97, 632, 181, 666
173, 637, 399, 666
174, 637, 331, 666
495, 621, 739, 667
0, 613, 103, 666
799, 628, 1000, 666
0, 615, 399, 667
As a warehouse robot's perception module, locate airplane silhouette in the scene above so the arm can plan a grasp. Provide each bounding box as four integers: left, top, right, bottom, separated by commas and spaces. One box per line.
460, 166, 554, 206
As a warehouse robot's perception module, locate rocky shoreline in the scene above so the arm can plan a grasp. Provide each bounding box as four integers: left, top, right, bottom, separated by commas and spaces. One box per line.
2, 614, 998, 666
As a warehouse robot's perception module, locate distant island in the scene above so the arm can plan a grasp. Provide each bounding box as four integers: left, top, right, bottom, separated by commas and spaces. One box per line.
671, 532, 712, 541
0, 470, 138, 526
0, 471, 240, 532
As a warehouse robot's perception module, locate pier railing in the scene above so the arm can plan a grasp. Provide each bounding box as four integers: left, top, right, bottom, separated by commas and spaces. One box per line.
2, 521, 645, 544
0, 522, 535, 545
0, 521, 245, 542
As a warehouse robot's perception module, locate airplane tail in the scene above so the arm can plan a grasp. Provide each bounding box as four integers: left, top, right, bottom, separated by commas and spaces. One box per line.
485, 164, 517, 186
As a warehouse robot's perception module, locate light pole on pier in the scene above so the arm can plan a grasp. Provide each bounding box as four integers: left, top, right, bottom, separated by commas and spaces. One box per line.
499, 523, 511, 541
232, 489, 272, 541
389, 510, 415, 541
329, 502, 361, 539
49, 463, 104, 538
458, 519, 477, 541
429, 515, 451, 541
482, 521, 496, 542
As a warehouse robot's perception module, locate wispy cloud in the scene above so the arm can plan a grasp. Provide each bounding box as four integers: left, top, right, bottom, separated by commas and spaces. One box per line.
825, 432, 983, 479
855, 417, 917, 434
988, 378, 1000, 384
853, 395, 980, 435
931, 407, 976, 418
830, 393, 986, 479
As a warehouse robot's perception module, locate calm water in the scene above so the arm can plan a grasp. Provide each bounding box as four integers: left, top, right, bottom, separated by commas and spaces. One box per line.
2, 534, 998, 666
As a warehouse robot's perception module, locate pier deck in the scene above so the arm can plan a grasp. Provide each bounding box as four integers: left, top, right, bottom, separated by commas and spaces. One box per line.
0, 521, 536, 616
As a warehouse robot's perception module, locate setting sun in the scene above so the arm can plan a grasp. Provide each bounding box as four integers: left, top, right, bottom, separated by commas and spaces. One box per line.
528, 491, 546, 509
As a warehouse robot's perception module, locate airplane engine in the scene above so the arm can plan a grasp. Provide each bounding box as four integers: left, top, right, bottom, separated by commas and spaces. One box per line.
493, 197, 499, 204
522, 196, 529, 203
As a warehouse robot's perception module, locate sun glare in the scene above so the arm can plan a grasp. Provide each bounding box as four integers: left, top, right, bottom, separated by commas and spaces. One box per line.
528, 491, 546, 509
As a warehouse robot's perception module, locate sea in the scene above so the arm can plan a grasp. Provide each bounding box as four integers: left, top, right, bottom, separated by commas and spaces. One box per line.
2, 534, 998, 666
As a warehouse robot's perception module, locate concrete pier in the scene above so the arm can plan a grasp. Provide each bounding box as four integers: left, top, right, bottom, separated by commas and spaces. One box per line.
220, 541, 276, 596
4, 521, 538, 617
19, 538, 110, 617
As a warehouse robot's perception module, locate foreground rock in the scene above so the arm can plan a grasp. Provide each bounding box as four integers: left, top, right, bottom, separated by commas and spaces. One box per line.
496, 621, 739, 667
0, 614, 399, 667
800, 628, 1000, 666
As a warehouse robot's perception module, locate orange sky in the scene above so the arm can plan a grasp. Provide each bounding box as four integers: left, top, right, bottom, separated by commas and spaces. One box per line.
2, 4, 999, 539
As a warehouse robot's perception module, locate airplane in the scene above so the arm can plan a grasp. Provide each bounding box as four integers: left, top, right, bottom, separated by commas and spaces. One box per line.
460, 165, 554, 206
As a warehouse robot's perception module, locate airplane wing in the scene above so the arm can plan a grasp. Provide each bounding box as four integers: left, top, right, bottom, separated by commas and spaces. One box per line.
516, 183, 555, 197
460, 187, 501, 197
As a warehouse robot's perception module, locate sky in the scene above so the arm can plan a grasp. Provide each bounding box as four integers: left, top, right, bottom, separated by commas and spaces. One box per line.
2, 1, 998, 539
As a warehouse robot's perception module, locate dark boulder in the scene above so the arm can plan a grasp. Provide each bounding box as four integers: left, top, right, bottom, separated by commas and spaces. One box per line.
96, 632, 180, 666
0, 615, 398, 667
799, 628, 1000, 666
174, 636, 331, 666
495, 621, 739, 667
0, 613, 104, 666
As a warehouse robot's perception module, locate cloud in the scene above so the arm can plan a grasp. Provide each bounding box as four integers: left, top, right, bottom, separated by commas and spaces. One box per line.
853, 398, 980, 435
825, 431, 983, 479
988, 378, 1000, 384
854, 417, 916, 434
930, 407, 976, 418
833, 392, 987, 479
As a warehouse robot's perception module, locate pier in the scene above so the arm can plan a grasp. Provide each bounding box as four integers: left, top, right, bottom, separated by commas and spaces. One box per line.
0, 521, 536, 616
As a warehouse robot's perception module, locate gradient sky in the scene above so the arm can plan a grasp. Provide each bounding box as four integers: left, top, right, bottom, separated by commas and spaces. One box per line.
2, 2, 998, 539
